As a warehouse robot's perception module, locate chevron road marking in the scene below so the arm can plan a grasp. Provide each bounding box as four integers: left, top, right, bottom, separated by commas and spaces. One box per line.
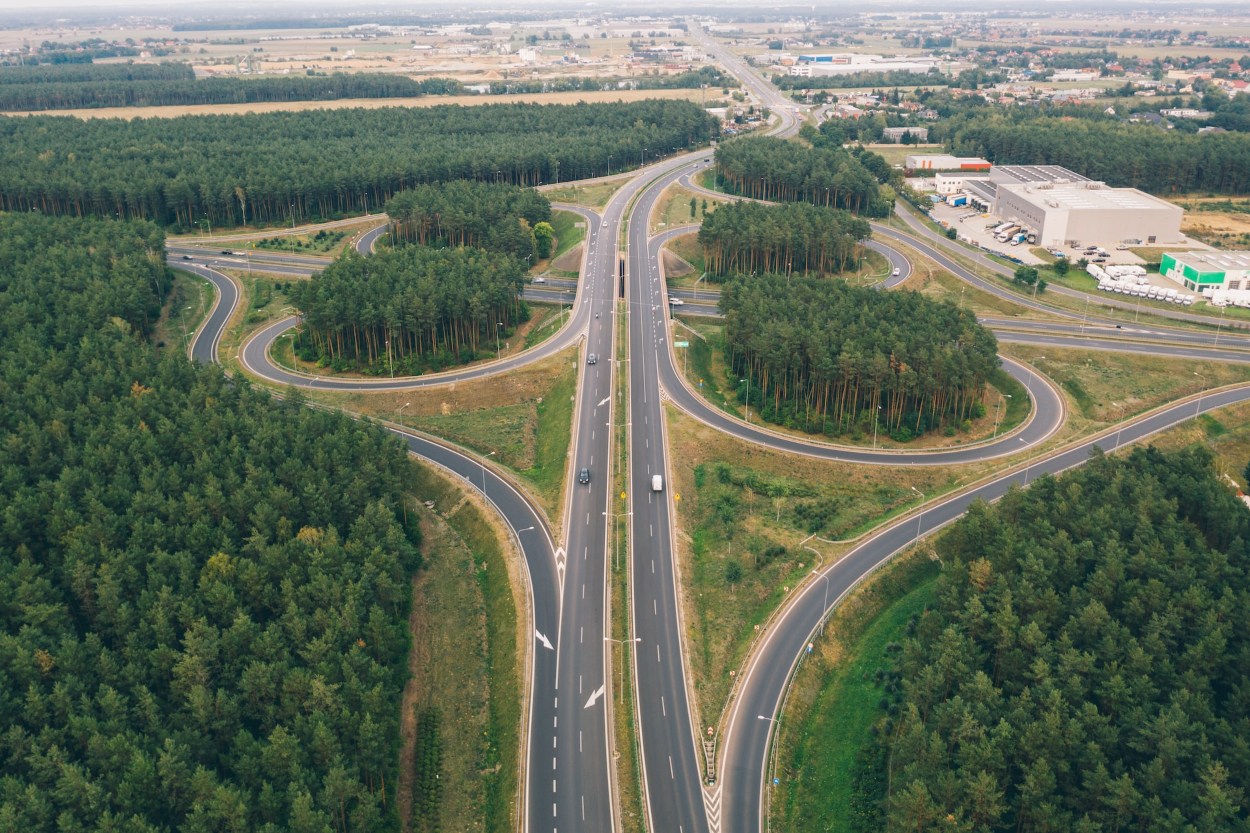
703, 785, 723, 833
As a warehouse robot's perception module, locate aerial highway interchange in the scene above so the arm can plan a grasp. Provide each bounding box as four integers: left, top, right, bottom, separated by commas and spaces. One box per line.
171, 37, 1250, 833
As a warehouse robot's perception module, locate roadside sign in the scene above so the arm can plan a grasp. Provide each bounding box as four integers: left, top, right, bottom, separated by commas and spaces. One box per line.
675, 340, 689, 348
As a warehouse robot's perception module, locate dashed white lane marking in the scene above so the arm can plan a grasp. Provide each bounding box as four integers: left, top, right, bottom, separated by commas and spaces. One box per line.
656, 645, 661, 662
654, 599, 657, 615
662, 695, 667, 717
669, 756, 675, 779
553, 757, 557, 770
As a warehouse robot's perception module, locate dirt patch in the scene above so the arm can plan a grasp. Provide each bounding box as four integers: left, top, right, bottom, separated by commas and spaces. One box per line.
551, 244, 584, 272
663, 248, 696, 277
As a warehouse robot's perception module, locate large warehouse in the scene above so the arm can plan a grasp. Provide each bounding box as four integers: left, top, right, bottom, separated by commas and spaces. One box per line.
981, 166, 1183, 248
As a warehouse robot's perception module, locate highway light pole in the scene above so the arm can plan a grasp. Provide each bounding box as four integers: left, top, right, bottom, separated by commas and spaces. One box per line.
811, 569, 831, 635
496, 321, 503, 356
604, 636, 641, 703
385, 337, 393, 378
910, 485, 924, 541
481, 450, 495, 495
872, 404, 882, 449
993, 393, 1012, 438
1215, 306, 1227, 349
1194, 371, 1206, 416
739, 377, 751, 423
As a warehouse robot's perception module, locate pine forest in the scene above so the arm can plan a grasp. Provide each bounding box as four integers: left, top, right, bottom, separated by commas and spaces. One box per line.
868, 448, 1250, 833
712, 135, 893, 217
0, 99, 718, 229
697, 201, 871, 278
721, 276, 1000, 439
384, 181, 551, 252
0, 212, 423, 831
291, 247, 530, 373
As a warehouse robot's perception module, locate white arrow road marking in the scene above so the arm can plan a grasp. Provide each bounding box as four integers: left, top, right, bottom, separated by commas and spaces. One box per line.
535, 629, 554, 651
555, 546, 567, 588
584, 685, 606, 709
597, 395, 611, 407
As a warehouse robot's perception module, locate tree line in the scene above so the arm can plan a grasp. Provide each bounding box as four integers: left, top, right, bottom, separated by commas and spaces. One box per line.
861, 447, 1250, 832
0, 99, 718, 229
0, 72, 440, 111
0, 211, 424, 830
291, 246, 529, 374
720, 275, 999, 439
697, 200, 870, 278
385, 181, 551, 256
713, 136, 893, 217
942, 112, 1250, 194
0, 61, 194, 84
0, 66, 733, 112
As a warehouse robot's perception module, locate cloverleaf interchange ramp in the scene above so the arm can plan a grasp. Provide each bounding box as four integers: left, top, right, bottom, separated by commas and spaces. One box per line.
171, 51, 1250, 831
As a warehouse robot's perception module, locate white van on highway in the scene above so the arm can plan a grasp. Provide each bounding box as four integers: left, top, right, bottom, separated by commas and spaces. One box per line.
651, 475, 663, 492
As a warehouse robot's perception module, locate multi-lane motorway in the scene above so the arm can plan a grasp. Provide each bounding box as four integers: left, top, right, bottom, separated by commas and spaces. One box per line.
174, 35, 1250, 832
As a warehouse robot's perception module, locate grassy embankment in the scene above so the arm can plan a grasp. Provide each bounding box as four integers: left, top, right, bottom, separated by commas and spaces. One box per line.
543, 179, 628, 210
650, 183, 728, 235
401, 464, 522, 833
772, 551, 940, 832
156, 269, 215, 355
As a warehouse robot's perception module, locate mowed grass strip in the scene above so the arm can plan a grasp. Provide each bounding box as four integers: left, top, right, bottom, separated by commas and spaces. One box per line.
666, 405, 956, 731
543, 178, 628, 210
773, 553, 939, 832
551, 209, 586, 260
401, 465, 522, 833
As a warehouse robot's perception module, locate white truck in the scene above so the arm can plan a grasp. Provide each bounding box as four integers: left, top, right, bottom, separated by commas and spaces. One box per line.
651, 475, 664, 493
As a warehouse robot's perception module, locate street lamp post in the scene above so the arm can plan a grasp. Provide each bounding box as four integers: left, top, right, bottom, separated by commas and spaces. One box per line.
910, 486, 924, 541
1215, 306, 1227, 349
1194, 371, 1206, 416
496, 321, 504, 356
993, 393, 1012, 438
872, 404, 882, 450
1019, 437, 1031, 484
604, 636, 641, 702
288, 204, 296, 257
481, 450, 496, 494
385, 337, 393, 378
739, 377, 751, 423
811, 569, 831, 634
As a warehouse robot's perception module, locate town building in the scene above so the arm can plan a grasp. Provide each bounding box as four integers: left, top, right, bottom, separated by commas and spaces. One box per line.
882, 126, 929, 143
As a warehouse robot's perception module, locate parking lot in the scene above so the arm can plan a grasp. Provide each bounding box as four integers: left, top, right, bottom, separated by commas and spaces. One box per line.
928, 201, 1148, 267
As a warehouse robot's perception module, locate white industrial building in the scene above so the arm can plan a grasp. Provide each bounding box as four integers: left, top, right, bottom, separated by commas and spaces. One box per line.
943, 165, 1184, 248
1160, 251, 1250, 306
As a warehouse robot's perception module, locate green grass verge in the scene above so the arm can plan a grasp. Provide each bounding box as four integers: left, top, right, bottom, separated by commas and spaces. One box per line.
159, 269, 214, 354
773, 553, 940, 832
521, 357, 577, 507
444, 494, 520, 832
405, 464, 521, 833
403, 352, 576, 512
612, 299, 647, 833
544, 179, 627, 209
552, 209, 586, 260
